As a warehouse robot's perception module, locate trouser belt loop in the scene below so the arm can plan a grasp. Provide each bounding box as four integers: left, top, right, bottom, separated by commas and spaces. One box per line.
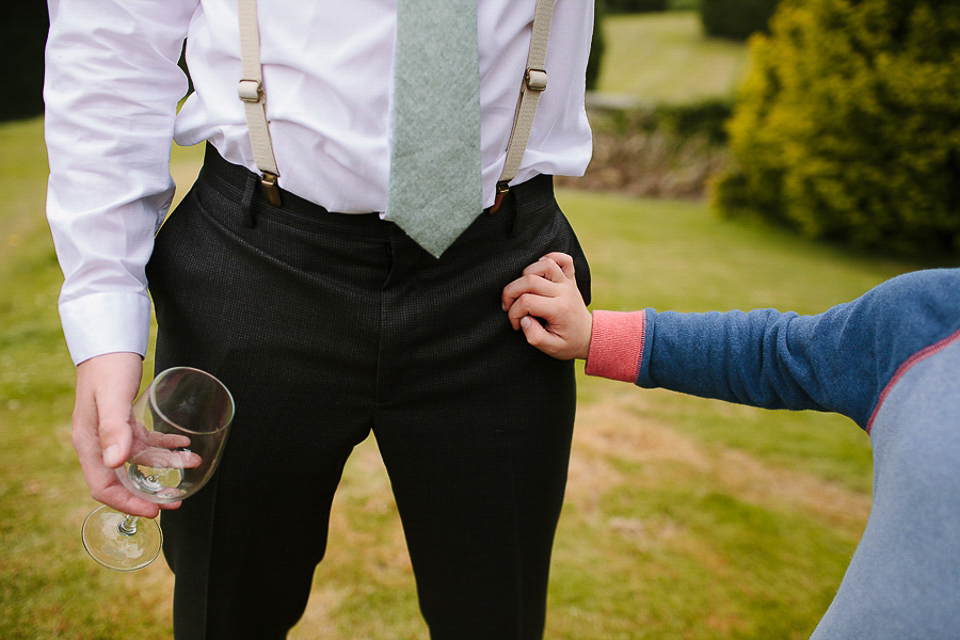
240, 170, 259, 228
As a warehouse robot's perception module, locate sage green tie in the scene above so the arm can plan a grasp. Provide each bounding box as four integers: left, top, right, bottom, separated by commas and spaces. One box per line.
387, 0, 483, 258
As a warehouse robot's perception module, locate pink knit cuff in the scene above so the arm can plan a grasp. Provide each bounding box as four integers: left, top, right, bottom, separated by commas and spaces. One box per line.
584, 310, 646, 383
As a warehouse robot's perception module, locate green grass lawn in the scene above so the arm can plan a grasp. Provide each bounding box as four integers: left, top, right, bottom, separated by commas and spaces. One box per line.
596, 12, 751, 104
3, 114, 949, 639
4, 10, 954, 633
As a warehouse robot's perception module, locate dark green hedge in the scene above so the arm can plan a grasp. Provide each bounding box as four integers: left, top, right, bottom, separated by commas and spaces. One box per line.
603, 0, 670, 14
655, 99, 733, 144
713, 0, 960, 256
700, 0, 781, 40
587, 0, 608, 91
3, 5, 48, 122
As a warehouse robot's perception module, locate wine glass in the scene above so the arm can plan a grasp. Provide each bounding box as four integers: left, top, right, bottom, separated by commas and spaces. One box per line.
81, 366, 235, 571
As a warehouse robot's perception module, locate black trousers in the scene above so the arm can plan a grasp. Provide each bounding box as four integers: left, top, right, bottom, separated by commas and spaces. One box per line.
149, 146, 590, 639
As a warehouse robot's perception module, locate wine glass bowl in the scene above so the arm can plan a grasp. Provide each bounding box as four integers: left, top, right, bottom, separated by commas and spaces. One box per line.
81, 367, 234, 571
119, 367, 234, 503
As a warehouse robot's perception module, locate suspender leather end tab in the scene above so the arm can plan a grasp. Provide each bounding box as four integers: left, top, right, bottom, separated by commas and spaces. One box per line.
490, 180, 510, 214
260, 171, 282, 207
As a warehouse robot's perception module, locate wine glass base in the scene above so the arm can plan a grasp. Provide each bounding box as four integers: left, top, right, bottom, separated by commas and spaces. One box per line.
81, 505, 162, 572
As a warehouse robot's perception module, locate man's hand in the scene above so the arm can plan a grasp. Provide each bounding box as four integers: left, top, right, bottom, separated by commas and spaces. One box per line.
502, 252, 593, 361
72, 352, 179, 517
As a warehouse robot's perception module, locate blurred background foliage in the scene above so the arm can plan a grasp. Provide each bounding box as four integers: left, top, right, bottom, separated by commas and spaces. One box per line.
584, 0, 959, 258
3, 5, 48, 123
713, 0, 960, 256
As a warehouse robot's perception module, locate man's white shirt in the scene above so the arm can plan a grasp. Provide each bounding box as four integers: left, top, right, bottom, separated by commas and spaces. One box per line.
44, 0, 594, 364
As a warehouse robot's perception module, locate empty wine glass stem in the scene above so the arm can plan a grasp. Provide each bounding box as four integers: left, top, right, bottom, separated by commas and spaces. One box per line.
118, 515, 140, 537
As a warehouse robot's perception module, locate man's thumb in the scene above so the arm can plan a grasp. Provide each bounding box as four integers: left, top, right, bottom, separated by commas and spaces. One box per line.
96, 405, 135, 468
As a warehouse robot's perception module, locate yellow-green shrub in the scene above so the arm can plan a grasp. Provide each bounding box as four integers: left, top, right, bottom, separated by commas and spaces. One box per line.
713, 0, 960, 255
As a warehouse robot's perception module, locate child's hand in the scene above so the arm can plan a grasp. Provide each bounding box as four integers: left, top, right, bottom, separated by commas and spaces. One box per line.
501, 252, 593, 360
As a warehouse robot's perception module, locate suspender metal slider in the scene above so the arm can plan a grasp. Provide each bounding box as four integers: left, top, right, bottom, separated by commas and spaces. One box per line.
525, 69, 548, 92
238, 79, 264, 103
260, 171, 282, 207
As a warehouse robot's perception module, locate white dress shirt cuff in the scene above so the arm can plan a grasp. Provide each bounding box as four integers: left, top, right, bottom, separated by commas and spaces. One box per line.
59, 291, 151, 365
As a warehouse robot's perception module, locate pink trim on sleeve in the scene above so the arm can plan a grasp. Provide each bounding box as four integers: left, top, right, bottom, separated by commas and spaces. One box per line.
584, 310, 646, 383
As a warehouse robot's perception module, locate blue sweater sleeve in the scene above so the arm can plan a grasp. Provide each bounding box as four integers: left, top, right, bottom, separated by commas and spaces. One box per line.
635, 268, 960, 429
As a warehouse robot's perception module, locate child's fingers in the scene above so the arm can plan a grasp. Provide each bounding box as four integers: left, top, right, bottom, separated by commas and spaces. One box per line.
507, 289, 561, 330
502, 253, 576, 326
522, 255, 565, 282
502, 273, 559, 315
505, 290, 538, 329
541, 252, 576, 279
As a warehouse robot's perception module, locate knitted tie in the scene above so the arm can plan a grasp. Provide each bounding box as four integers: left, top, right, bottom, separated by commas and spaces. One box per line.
387, 0, 483, 258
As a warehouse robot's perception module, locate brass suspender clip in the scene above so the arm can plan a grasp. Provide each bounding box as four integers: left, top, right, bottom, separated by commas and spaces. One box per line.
490, 180, 510, 214
260, 171, 282, 207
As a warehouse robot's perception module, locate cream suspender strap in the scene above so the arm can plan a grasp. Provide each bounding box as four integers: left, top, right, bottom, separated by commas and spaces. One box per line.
236, 0, 282, 206
492, 0, 555, 213
235, 0, 555, 212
